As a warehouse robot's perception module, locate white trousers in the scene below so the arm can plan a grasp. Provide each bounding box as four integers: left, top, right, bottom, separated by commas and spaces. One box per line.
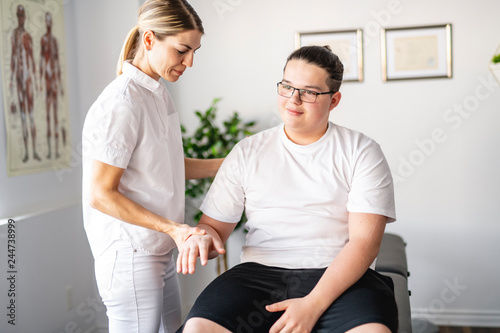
94, 241, 182, 333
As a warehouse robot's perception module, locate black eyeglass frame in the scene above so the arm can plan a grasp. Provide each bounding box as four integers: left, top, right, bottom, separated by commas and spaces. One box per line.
276, 82, 335, 103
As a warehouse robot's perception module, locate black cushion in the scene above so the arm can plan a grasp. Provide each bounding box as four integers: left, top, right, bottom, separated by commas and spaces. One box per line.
376, 233, 409, 278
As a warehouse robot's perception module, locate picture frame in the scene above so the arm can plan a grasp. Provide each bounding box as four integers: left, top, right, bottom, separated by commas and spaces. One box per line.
381, 24, 452, 81
295, 29, 363, 82
0, 0, 72, 177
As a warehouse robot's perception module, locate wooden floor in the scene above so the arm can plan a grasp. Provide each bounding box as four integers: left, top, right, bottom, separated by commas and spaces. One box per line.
439, 327, 500, 333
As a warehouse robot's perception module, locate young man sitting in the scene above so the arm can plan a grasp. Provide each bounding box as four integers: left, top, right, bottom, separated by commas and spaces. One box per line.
177, 45, 398, 333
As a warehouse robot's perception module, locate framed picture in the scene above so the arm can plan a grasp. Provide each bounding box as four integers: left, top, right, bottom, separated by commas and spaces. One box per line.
381, 24, 452, 81
0, 0, 72, 176
295, 29, 363, 82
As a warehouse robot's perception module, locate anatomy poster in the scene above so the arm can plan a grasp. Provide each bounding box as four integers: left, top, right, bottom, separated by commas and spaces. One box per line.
0, 0, 71, 177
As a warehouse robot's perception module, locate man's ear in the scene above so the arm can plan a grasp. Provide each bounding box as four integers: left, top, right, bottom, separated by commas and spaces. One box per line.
329, 91, 342, 111
142, 30, 155, 51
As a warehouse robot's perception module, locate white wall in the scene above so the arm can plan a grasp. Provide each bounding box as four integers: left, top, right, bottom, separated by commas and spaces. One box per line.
176, 0, 500, 326
0, 205, 99, 333
2, 0, 499, 331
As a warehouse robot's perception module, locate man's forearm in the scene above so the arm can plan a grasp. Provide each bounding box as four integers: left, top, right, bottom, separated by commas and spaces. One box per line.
307, 238, 381, 311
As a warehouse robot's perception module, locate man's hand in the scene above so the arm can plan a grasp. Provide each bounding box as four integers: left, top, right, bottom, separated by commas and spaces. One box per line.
266, 297, 323, 333
176, 232, 225, 275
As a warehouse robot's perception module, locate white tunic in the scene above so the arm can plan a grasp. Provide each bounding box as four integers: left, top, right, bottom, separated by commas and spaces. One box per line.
82, 61, 185, 257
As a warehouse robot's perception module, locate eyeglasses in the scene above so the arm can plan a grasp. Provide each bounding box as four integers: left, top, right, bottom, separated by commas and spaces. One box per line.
277, 82, 334, 103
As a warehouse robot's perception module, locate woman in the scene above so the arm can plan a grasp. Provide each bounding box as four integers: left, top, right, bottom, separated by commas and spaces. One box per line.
81, 1, 221, 332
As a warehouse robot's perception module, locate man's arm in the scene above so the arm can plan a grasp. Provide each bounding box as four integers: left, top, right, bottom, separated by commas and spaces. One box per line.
24, 34, 37, 89
54, 38, 64, 95
10, 32, 17, 90
177, 213, 237, 274
267, 212, 387, 333
39, 37, 45, 81
184, 157, 224, 180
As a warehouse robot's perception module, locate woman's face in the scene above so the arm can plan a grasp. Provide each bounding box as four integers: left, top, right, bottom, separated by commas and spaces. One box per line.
145, 29, 202, 82
278, 59, 341, 145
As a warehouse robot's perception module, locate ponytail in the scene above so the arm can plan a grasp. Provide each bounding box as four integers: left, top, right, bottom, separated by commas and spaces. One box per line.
116, 0, 204, 76
116, 25, 140, 76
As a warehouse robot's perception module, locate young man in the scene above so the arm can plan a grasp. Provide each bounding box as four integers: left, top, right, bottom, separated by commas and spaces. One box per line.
177, 46, 398, 333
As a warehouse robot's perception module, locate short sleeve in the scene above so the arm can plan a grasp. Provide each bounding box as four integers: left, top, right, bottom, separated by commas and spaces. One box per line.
200, 144, 246, 223
88, 95, 140, 169
347, 140, 396, 222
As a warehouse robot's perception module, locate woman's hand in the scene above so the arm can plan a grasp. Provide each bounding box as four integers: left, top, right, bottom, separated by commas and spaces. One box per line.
169, 223, 207, 250
175, 215, 235, 274
176, 231, 225, 275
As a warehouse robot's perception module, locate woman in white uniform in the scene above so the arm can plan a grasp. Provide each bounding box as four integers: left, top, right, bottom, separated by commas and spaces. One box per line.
81, 1, 221, 332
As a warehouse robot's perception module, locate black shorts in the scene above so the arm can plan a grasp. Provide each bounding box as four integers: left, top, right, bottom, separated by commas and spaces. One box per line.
180, 262, 398, 333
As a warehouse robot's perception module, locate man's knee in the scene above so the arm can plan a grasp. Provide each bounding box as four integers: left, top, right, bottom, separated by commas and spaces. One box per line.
183, 317, 231, 333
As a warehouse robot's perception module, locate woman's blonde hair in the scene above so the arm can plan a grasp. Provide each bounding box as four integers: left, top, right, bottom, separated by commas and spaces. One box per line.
116, 0, 204, 76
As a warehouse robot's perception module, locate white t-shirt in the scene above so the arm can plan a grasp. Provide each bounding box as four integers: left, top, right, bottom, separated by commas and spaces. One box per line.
200, 122, 396, 269
82, 61, 185, 257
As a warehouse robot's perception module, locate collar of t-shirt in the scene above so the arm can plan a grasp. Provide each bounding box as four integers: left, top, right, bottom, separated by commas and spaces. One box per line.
281, 121, 333, 154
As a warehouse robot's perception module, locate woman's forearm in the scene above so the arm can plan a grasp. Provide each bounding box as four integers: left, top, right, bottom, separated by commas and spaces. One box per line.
90, 184, 179, 234
90, 160, 182, 235
184, 157, 224, 180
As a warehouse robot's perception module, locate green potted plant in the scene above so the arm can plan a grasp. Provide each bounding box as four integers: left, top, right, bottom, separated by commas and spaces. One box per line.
489, 45, 500, 84
182, 98, 256, 274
